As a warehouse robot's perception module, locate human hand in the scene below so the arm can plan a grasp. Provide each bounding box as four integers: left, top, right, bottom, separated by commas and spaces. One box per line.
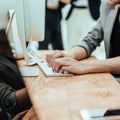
50, 57, 89, 74
13, 110, 28, 120
46, 50, 69, 67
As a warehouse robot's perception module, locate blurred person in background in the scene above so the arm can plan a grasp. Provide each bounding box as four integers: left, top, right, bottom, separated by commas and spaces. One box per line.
39, 0, 71, 50
63, 0, 101, 49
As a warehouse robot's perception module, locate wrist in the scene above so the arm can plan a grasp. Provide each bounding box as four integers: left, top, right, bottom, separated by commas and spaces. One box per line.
69, 46, 87, 60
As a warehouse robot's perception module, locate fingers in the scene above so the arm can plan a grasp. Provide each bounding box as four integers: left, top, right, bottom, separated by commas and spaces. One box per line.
60, 66, 72, 74
46, 51, 66, 66
54, 57, 80, 74
52, 58, 67, 72
46, 53, 52, 66
46, 52, 75, 73
53, 57, 76, 73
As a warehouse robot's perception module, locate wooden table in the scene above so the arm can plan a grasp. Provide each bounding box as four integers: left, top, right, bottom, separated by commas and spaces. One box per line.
17, 52, 120, 120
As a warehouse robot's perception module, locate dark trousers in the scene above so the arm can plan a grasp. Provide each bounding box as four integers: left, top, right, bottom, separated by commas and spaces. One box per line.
39, 9, 64, 50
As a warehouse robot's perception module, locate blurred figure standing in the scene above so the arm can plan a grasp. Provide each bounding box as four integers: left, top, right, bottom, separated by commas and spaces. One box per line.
64, 0, 101, 49
88, 0, 101, 20
39, 0, 71, 50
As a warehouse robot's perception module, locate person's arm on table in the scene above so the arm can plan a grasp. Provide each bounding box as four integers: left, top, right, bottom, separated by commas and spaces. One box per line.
45, 14, 119, 76
0, 79, 31, 118
52, 56, 120, 75
16, 88, 31, 111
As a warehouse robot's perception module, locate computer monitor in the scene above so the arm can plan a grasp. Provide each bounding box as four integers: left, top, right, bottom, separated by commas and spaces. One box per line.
15, 0, 46, 64
0, 0, 46, 65
0, 0, 23, 59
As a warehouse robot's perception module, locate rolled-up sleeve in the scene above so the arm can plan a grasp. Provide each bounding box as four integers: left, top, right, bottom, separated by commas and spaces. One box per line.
0, 78, 16, 112
75, 18, 104, 57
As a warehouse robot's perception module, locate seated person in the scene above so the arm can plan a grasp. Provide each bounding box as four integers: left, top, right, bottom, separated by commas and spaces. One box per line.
39, 0, 71, 50
46, 0, 120, 81
0, 29, 32, 119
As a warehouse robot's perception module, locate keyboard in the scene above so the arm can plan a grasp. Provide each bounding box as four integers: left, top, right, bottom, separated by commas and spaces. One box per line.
27, 46, 73, 77
19, 67, 39, 77
35, 59, 73, 77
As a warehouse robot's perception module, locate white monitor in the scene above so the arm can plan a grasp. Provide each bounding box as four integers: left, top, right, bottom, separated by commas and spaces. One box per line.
15, 0, 46, 64
0, 0, 22, 58
0, 0, 46, 65
15, 0, 45, 42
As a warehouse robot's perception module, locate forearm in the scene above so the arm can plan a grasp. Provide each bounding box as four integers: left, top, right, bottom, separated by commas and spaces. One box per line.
85, 57, 120, 75
67, 18, 103, 61
0, 80, 31, 118
0, 80, 16, 111
16, 88, 31, 110
69, 18, 103, 59
68, 46, 87, 60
